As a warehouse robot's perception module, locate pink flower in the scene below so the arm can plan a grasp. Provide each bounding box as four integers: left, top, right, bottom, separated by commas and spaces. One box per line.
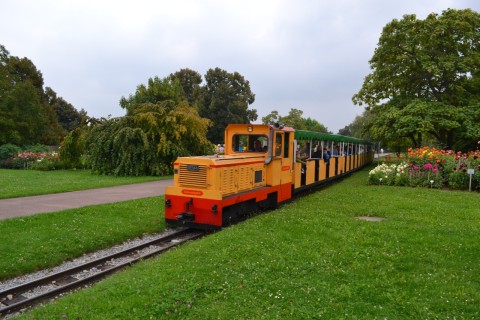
423, 163, 433, 171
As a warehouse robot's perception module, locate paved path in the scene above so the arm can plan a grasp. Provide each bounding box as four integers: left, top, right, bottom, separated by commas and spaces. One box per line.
0, 180, 172, 221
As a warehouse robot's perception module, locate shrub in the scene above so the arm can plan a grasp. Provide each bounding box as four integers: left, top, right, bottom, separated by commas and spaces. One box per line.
31, 158, 66, 171
0, 143, 22, 168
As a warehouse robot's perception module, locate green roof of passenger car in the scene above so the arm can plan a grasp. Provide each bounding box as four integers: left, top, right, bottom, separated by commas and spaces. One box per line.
294, 130, 371, 145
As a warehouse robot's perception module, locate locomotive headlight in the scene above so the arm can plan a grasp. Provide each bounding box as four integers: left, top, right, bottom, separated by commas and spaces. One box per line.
211, 204, 218, 213
165, 199, 172, 207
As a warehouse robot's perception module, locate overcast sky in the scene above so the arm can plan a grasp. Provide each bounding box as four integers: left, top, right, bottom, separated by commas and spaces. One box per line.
1, 0, 479, 133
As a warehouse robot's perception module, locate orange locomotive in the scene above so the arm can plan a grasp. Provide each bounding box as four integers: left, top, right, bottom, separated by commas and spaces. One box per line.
165, 123, 373, 229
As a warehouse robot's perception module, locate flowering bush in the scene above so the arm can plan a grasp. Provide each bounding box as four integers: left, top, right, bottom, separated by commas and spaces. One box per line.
13, 150, 64, 170
370, 146, 480, 191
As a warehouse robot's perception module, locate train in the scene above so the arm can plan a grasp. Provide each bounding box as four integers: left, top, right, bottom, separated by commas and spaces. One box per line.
165, 123, 374, 229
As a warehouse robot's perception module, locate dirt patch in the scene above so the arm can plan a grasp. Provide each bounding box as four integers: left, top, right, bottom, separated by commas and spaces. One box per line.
356, 216, 385, 222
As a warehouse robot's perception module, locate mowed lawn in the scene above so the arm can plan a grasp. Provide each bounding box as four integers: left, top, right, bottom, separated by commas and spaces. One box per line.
0, 169, 168, 199
13, 167, 480, 319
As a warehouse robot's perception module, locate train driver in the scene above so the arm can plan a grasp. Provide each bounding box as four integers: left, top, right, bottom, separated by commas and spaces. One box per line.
253, 139, 263, 152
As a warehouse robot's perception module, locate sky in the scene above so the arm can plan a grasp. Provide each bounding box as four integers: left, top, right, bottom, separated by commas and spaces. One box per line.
1, 0, 479, 134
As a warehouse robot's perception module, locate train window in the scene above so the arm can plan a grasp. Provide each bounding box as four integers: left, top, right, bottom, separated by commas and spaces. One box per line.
275, 133, 282, 156
232, 134, 268, 152
284, 132, 290, 158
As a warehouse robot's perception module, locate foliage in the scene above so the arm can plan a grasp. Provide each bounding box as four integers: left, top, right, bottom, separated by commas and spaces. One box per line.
200, 68, 257, 144
120, 76, 185, 115
170, 68, 203, 106
353, 9, 480, 150
0, 143, 21, 168
0, 45, 84, 145
60, 125, 89, 168
369, 146, 480, 190
0, 143, 21, 161
262, 108, 329, 132
87, 89, 211, 176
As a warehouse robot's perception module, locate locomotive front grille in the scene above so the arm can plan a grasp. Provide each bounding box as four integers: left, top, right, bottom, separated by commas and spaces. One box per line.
179, 164, 208, 187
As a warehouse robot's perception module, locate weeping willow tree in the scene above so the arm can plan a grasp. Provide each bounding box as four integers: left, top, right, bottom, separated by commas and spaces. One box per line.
61, 76, 211, 176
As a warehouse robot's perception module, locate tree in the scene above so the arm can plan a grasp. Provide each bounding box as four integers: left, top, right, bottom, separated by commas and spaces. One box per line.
338, 112, 370, 140
0, 82, 47, 145
262, 108, 329, 133
0, 44, 80, 145
119, 76, 185, 115
200, 68, 257, 144
74, 76, 212, 176
46, 87, 87, 132
169, 68, 203, 106
277, 108, 305, 129
261, 110, 280, 125
353, 9, 480, 149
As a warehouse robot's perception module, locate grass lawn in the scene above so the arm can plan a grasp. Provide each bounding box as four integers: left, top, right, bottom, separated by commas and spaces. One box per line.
0, 169, 170, 199
0, 197, 166, 280
17, 167, 480, 319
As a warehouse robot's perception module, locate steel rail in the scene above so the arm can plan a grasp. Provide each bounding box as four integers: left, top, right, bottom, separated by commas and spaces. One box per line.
0, 228, 204, 316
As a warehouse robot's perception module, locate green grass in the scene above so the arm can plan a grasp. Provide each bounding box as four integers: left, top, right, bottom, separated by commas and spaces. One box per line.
0, 169, 169, 199
17, 167, 480, 319
0, 197, 166, 280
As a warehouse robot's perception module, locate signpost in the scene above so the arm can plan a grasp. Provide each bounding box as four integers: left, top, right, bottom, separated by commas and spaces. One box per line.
467, 169, 475, 192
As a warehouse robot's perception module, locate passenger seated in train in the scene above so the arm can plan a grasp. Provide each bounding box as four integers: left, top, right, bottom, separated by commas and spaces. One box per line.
253, 139, 264, 152
332, 145, 340, 156
312, 145, 322, 158
323, 147, 331, 164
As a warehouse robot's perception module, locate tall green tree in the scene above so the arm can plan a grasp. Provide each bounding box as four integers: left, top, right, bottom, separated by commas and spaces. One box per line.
353, 9, 480, 149
0, 82, 47, 145
200, 68, 257, 144
169, 68, 203, 106
0, 45, 74, 145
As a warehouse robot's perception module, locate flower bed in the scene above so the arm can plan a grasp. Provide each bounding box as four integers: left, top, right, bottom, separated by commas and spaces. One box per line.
369, 146, 480, 191
14, 151, 63, 170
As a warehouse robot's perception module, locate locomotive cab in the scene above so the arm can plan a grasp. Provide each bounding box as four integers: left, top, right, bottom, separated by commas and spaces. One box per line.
165, 124, 295, 229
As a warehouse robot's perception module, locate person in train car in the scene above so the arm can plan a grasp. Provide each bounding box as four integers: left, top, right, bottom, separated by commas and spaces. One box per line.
253, 139, 264, 152
323, 147, 331, 164
333, 145, 340, 156
312, 145, 322, 158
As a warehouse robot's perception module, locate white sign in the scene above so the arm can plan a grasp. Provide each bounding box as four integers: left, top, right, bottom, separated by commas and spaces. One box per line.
467, 169, 475, 175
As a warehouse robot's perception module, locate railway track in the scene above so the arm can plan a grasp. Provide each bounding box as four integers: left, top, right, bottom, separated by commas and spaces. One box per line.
0, 228, 204, 317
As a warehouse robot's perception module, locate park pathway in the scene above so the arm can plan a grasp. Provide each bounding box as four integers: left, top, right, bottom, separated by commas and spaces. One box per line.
0, 180, 172, 221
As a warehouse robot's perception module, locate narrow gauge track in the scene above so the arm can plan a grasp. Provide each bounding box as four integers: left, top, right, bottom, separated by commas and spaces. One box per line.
0, 228, 204, 317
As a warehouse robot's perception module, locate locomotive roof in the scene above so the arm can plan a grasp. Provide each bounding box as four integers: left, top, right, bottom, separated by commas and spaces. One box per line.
294, 130, 372, 145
